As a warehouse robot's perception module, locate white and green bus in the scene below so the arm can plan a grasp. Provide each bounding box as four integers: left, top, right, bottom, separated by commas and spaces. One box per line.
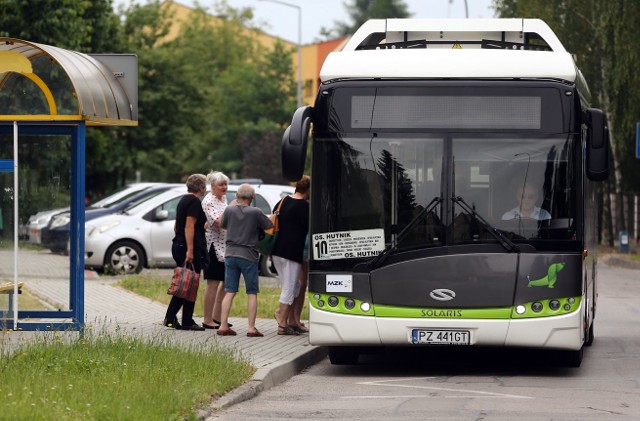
282, 19, 609, 366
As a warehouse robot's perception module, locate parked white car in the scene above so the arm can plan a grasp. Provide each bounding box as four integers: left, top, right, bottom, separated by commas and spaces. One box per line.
84, 184, 294, 275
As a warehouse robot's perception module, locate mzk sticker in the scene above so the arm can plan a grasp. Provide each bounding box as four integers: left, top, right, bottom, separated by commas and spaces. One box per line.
526, 262, 566, 288
326, 274, 353, 292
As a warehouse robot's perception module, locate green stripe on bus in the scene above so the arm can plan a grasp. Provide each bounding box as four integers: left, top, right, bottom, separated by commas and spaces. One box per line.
309, 293, 582, 319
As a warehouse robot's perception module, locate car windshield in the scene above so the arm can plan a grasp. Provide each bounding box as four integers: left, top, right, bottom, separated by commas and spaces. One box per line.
123, 190, 181, 214
89, 184, 154, 209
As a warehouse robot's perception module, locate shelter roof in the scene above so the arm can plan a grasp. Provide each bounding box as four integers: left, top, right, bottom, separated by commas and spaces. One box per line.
0, 38, 137, 126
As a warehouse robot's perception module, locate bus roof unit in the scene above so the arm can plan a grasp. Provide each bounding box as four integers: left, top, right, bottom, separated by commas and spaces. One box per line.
321, 19, 583, 85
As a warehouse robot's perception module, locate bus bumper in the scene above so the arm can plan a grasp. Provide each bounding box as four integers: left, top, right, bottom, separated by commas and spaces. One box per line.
310, 301, 584, 351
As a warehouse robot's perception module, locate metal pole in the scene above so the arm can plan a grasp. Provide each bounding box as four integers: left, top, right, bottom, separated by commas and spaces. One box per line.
13, 121, 18, 329
258, 0, 302, 107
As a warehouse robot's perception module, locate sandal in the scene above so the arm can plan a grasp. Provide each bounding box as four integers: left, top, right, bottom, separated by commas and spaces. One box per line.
288, 324, 309, 334
247, 329, 264, 337
277, 325, 300, 336
217, 328, 237, 336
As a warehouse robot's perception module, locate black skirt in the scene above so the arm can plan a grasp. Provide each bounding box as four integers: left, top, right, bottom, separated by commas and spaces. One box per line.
203, 246, 225, 280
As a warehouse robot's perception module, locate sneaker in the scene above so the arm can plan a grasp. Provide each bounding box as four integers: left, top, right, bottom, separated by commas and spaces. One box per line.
180, 323, 205, 331
163, 318, 181, 329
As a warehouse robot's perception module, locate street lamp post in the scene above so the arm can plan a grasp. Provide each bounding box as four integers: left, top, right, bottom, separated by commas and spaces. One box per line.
258, 0, 302, 108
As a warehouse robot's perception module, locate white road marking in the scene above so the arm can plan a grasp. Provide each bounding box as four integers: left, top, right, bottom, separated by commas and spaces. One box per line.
341, 395, 523, 399
348, 377, 532, 399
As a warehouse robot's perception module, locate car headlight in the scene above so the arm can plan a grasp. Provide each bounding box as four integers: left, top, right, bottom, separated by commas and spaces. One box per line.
88, 221, 120, 237
50, 215, 70, 228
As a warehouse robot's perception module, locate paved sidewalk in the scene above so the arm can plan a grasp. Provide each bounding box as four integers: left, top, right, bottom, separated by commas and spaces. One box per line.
0, 249, 326, 418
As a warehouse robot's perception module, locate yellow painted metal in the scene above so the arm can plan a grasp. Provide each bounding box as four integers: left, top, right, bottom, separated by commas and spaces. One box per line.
0, 51, 32, 73
20, 72, 57, 115
0, 115, 82, 121
0, 114, 136, 126
83, 116, 138, 127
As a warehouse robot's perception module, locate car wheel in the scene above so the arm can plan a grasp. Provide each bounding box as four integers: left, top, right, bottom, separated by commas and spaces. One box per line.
259, 254, 278, 277
49, 246, 67, 255
105, 241, 145, 275
585, 321, 594, 346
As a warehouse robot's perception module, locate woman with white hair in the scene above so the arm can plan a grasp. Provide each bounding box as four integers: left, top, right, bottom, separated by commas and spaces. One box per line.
201, 170, 233, 329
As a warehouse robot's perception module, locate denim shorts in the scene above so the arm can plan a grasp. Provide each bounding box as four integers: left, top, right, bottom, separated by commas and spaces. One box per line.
224, 256, 260, 294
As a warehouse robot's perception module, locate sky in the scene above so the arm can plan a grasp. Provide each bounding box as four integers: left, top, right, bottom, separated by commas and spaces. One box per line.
174, 0, 496, 45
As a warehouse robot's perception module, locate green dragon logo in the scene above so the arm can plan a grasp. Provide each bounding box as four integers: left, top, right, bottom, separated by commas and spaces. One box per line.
526, 262, 565, 288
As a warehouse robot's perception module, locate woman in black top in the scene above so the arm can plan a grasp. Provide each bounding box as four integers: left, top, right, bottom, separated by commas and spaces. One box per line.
272, 176, 310, 335
163, 174, 208, 331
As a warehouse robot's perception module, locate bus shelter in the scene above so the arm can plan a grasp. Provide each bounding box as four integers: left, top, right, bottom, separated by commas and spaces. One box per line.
0, 38, 137, 331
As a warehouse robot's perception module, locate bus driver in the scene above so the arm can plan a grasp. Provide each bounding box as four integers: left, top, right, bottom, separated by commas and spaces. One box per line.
501, 183, 551, 221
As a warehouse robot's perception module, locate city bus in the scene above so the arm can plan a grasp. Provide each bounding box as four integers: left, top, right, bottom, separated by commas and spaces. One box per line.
282, 19, 609, 367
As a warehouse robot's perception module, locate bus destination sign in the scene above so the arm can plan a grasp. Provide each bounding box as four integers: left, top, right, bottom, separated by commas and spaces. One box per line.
312, 228, 385, 260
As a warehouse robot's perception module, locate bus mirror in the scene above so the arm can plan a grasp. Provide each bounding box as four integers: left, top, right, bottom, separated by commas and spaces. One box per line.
282, 106, 312, 181
585, 108, 609, 182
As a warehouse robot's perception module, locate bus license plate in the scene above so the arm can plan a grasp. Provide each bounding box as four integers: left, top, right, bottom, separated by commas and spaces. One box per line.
411, 329, 470, 345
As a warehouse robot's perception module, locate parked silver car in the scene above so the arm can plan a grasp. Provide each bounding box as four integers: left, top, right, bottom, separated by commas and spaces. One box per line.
84, 184, 294, 275
27, 182, 163, 246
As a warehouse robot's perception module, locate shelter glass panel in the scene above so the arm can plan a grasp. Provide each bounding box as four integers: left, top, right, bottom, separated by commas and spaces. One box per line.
0, 132, 71, 318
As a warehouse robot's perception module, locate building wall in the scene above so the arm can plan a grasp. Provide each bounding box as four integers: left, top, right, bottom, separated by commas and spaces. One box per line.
163, 1, 295, 50
162, 1, 345, 107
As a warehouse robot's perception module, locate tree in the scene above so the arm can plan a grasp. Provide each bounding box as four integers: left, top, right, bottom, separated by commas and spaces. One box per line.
0, 0, 125, 207
321, 0, 411, 39
114, 1, 297, 182
493, 0, 640, 243
1, 0, 299, 194
0, 0, 121, 52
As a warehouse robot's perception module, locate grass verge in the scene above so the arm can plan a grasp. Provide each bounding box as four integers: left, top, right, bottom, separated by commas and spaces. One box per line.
0, 326, 254, 420
0, 287, 49, 311
117, 273, 309, 320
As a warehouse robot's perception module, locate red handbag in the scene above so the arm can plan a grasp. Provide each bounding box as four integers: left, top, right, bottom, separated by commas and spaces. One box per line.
167, 262, 200, 302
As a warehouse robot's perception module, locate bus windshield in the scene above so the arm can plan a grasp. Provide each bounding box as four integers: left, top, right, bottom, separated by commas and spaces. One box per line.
311, 133, 579, 264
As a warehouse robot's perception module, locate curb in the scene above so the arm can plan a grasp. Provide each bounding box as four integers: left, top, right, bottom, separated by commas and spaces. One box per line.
604, 255, 640, 270
200, 345, 327, 418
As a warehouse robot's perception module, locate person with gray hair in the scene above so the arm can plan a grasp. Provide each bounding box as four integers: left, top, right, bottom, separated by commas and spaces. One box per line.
201, 170, 231, 329
163, 173, 208, 331
501, 183, 551, 220
217, 183, 273, 337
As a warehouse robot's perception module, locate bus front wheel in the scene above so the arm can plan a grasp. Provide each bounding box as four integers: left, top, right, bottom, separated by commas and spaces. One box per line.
329, 346, 359, 365
563, 346, 584, 368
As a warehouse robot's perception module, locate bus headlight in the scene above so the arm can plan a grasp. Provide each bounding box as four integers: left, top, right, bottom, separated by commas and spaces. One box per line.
515, 305, 526, 314
344, 298, 355, 310
549, 300, 560, 311
360, 302, 371, 312
531, 302, 543, 312
328, 296, 339, 307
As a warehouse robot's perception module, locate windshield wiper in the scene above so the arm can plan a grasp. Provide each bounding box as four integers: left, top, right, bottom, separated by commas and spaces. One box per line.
369, 196, 442, 269
453, 196, 520, 253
